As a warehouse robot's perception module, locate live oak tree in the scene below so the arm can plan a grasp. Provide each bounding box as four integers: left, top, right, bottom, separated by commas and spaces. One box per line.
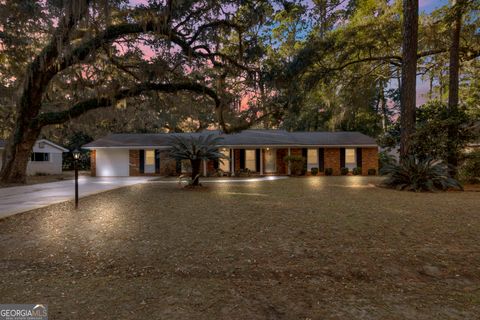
0, 0, 266, 183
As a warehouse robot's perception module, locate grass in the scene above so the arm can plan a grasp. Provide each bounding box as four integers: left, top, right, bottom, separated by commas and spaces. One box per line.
0, 176, 479, 319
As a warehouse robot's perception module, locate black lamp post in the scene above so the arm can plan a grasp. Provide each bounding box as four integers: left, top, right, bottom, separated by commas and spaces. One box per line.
72, 149, 81, 209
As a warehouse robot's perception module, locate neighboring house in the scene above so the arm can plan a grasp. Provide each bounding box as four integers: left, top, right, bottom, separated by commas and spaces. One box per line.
83, 130, 379, 177
0, 139, 68, 175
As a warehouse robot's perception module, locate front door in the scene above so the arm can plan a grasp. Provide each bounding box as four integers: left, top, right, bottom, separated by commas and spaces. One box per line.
264, 148, 276, 173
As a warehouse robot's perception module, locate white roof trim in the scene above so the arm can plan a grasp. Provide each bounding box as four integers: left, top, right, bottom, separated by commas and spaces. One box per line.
0, 139, 69, 152
36, 139, 69, 152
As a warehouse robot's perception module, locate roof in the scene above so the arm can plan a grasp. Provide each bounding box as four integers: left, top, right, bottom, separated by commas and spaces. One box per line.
83, 130, 378, 149
0, 139, 68, 152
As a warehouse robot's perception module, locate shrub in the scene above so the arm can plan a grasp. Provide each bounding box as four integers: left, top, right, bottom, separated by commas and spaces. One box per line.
460, 150, 480, 184
380, 156, 463, 192
379, 150, 396, 171
324, 168, 333, 176
283, 155, 305, 176
311, 167, 319, 176
367, 168, 377, 176
235, 168, 251, 177
352, 167, 362, 175
340, 167, 349, 175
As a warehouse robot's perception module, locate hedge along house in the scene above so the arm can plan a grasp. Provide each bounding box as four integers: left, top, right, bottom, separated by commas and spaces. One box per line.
83, 130, 378, 177
0, 139, 68, 175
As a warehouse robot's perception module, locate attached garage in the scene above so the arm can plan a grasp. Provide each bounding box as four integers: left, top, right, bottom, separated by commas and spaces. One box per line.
95, 149, 129, 177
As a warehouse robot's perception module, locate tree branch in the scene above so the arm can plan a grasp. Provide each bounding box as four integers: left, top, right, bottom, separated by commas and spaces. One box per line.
34, 82, 221, 127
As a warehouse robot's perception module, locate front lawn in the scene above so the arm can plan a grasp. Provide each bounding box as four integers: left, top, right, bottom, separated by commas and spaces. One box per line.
0, 177, 479, 319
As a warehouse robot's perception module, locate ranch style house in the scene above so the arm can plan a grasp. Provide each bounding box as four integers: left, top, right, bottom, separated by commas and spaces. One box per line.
83, 130, 379, 177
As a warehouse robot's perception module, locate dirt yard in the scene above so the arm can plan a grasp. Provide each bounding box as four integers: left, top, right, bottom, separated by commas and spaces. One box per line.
0, 177, 479, 319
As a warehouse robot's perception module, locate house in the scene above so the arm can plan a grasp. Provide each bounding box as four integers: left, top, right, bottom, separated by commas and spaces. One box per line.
0, 139, 68, 175
83, 130, 379, 177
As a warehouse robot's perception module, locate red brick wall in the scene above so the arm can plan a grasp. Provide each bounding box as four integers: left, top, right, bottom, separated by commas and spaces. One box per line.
90, 150, 96, 177
129, 150, 140, 176
159, 150, 176, 176
362, 147, 378, 175
276, 149, 288, 174
324, 148, 340, 175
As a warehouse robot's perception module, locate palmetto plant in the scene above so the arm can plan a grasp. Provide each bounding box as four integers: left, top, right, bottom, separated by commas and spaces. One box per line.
168, 134, 226, 186
380, 156, 463, 192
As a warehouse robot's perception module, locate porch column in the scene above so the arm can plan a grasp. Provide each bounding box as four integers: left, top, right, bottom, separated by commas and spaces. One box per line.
260, 149, 264, 175
203, 160, 207, 177
230, 149, 235, 176
287, 148, 291, 175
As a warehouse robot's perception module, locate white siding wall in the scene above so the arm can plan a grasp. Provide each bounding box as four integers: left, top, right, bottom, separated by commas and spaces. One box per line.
26, 141, 66, 175
96, 149, 129, 177
27, 153, 63, 175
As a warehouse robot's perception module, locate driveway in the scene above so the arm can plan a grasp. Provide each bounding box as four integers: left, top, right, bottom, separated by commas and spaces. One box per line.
0, 176, 153, 219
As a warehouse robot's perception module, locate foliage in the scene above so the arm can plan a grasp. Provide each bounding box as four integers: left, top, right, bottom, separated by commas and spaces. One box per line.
380, 156, 463, 192
378, 150, 397, 171
235, 168, 252, 177
340, 167, 349, 175
283, 155, 305, 175
352, 167, 362, 175
459, 150, 480, 184
411, 101, 479, 162
324, 168, 333, 176
367, 168, 377, 176
168, 134, 226, 186
310, 167, 319, 176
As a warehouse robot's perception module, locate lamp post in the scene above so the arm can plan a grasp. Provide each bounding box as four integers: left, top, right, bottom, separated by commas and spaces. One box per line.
72, 149, 81, 209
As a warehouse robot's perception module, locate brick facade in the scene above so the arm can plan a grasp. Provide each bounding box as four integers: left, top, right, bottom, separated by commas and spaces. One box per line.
129, 150, 140, 176
90, 150, 96, 177
159, 150, 176, 176
324, 148, 341, 175
276, 149, 288, 174
361, 147, 378, 175
91, 147, 378, 177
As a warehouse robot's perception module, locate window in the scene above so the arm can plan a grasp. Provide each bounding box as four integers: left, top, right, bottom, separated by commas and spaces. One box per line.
307, 149, 318, 170
345, 148, 356, 169
245, 149, 256, 171
30, 152, 49, 162
145, 150, 155, 166
219, 149, 230, 172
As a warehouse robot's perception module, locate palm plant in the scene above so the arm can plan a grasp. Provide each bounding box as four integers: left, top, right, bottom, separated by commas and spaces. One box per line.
168, 134, 226, 186
380, 156, 463, 192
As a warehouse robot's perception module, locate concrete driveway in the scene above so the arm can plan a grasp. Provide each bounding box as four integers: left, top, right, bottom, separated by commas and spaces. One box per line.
0, 176, 153, 219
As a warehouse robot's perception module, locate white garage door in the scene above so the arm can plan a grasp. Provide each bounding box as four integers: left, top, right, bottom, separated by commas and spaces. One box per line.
96, 149, 129, 176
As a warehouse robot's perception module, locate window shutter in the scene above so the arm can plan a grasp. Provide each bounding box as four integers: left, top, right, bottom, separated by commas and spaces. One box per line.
240, 149, 245, 169
340, 148, 345, 168
155, 150, 160, 174
318, 148, 324, 172
356, 148, 362, 168
302, 148, 308, 172
255, 149, 261, 172
139, 150, 145, 173
213, 159, 219, 170
175, 160, 181, 174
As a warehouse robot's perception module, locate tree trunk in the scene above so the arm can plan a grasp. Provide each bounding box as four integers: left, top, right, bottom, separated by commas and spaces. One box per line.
447, 0, 463, 177
190, 159, 202, 186
0, 127, 41, 184
399, 0, 419, 160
